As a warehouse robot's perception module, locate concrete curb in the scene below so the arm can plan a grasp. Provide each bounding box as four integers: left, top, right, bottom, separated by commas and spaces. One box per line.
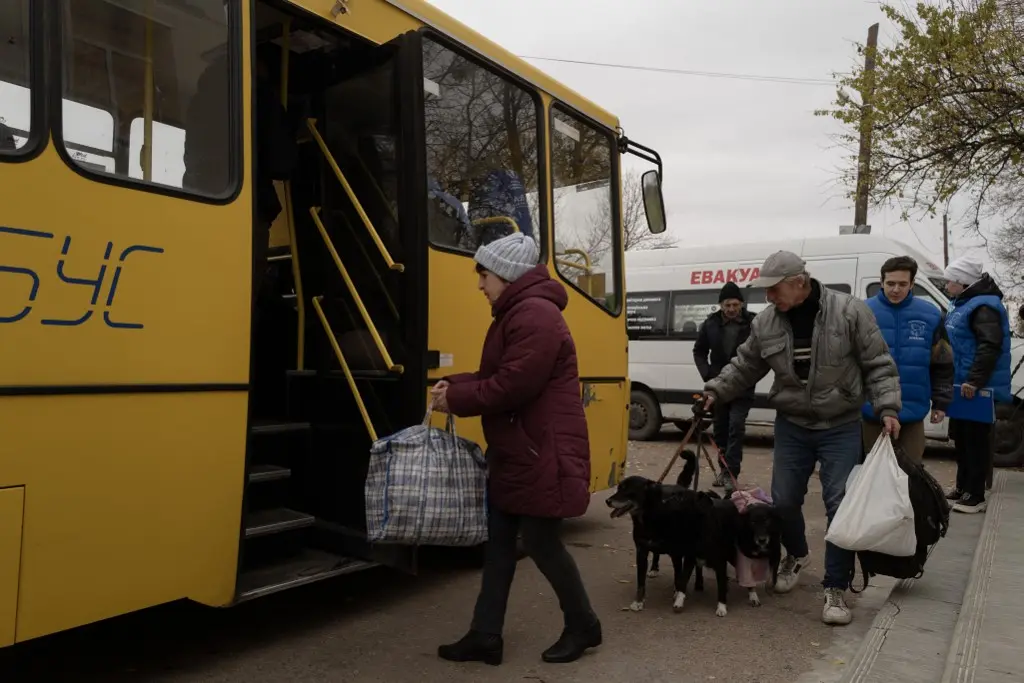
939, 471, 1007, 683
835, 574, 916, 683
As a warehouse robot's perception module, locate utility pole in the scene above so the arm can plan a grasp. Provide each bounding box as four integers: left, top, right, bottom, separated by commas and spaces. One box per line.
942, 213, 950, 267
853, 23, 880, 233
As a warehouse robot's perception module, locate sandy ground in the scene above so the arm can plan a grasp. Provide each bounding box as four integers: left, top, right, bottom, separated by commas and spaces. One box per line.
0, 426, 960, 683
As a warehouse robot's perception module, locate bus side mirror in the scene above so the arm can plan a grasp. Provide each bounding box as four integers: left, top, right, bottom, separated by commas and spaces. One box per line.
641, 169, 667, 235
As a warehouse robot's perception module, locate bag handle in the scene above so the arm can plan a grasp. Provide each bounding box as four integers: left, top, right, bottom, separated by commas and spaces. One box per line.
423, 401, 459, 439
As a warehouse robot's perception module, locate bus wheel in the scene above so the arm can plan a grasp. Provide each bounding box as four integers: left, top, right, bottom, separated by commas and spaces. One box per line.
994, 402, 1024, 468
629, 389, 662, 441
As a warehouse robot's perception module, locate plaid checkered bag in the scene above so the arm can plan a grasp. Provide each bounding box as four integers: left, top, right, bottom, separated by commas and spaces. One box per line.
365, 408, 488, 546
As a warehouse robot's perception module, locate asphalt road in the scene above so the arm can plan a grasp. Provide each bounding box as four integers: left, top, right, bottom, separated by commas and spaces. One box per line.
0, 427, 960, 683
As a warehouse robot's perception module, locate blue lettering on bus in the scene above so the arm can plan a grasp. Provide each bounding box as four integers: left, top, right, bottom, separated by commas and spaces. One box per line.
0, 226, 165, 329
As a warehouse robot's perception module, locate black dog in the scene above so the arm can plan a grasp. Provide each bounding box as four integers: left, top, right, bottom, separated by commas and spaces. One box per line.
676, 494, 782, 616
647, 450, 720, 579
605, 450, 714, 613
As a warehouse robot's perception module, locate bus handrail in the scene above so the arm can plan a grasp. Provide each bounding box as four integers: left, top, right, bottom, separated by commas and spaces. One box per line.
556, 248, 593, 275
311, 296, 378, 442
309, 207, 404, 375
306, 119, 405, 273
334, 210, 400, 321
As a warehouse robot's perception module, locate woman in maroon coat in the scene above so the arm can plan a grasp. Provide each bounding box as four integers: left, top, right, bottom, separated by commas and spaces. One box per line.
431, 232, 601, 666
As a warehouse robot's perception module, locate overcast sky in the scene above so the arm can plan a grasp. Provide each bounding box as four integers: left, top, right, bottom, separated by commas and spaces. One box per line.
429, 0, 1011, 286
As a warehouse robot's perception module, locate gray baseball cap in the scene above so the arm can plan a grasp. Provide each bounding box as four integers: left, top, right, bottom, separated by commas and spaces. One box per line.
748, 250, 807, 288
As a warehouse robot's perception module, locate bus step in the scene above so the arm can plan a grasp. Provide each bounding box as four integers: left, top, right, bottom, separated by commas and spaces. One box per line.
244, 508, 315, 538
248, 464, 292, 484
250, 420, 311, 436
236, 547, 377, 602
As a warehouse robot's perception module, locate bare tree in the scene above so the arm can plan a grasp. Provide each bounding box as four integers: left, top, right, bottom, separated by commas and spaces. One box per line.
574, 170, 677, 266
817, 0, 1024, 280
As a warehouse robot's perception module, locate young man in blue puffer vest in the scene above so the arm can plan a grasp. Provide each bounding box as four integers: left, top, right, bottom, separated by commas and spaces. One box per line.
862, 256, 954, 464
942, 256, 1012, 514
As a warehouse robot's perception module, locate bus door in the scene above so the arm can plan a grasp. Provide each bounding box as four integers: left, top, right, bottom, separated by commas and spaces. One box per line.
239, 14, 431, 579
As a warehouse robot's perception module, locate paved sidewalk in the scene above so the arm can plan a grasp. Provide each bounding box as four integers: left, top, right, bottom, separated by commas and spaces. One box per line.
835, 470, 1024, 683
941, 470, 1024, 683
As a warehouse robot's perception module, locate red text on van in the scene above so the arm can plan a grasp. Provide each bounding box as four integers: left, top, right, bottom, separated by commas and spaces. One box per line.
690, 267, 761, 286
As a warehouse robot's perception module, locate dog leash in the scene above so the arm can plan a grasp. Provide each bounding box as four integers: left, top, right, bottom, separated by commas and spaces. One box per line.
656, 395, 718, 486
656, 395, 741, 493
656, 408, 704, 484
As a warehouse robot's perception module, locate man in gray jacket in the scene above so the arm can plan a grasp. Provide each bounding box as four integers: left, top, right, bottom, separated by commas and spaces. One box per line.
702, 251, 901, 626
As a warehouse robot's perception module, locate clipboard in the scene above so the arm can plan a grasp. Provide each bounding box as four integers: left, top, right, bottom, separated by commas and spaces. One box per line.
946, 385, 996, 424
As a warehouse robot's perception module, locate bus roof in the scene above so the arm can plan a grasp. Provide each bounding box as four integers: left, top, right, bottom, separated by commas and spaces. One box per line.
377, 0, 619, 128
625, 234, 946, 278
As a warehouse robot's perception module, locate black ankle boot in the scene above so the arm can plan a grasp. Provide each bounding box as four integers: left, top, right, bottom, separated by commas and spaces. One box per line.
541, 619, 602, 663
437, 630, 503, 666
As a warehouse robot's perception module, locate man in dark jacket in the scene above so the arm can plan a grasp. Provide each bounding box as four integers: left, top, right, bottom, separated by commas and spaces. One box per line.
862, 256, 954, 464
693, 282, 756, 492
942, 256, 1013, 514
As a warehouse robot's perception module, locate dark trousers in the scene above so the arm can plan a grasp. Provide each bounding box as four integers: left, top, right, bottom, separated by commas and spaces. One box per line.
712, 396, 753, 478
471, 507, 596, 636
950, 418, 993, 499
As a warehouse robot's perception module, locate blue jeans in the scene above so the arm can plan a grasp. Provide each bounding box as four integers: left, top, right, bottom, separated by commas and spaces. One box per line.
771, 415, 861, 589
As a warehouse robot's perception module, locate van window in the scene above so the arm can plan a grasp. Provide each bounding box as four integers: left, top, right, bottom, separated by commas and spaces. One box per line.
656, 283, 854, 340
865, 282, 944, 312
59, 0, 237, 197
626, 291, 670, 339
0, 0, 32, 155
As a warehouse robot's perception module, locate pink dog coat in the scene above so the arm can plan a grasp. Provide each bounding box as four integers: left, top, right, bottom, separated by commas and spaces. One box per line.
730, 488, 773, 588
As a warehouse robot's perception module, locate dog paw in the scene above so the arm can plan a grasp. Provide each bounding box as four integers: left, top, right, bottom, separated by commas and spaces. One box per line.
647, 569, 660, 578
748, 591, 761, 608
629, 600, 645, 612
672, 591, 686, 612
715, 602, 728, 617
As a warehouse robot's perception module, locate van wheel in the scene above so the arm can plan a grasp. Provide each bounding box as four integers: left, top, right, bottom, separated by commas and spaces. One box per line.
629, 389, 662, 441
993, 402, 1024, 468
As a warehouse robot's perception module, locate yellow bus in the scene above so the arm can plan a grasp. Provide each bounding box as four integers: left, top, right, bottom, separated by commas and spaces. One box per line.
0, 0, 667, 646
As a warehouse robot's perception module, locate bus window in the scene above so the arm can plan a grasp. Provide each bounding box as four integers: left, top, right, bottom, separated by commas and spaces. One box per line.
63, 99, 115, 173
129, 118, 185, 187
58, 0, 236, 197
551, 106, 620, 313
0, 0, 31, 153
422, 37, 542, 254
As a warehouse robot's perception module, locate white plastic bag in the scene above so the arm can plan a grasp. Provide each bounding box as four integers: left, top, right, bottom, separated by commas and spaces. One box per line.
824, 433, 916, 556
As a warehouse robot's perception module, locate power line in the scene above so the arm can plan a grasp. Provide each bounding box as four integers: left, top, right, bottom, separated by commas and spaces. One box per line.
518, 55, 836, 86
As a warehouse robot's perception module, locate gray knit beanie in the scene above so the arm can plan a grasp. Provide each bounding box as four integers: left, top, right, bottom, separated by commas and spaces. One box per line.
474, 232, 539, 283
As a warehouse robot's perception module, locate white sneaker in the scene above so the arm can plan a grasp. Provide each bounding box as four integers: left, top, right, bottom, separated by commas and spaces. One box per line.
773, 555, 807, 594
822, 588, 852, 625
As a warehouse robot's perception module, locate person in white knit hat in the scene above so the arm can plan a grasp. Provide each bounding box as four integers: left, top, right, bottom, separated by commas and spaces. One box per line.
942, 256, 1013, 514
431, 232, 601, 665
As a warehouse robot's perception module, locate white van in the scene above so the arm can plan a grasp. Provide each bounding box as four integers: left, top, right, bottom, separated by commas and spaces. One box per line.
625, 234, 1024, 466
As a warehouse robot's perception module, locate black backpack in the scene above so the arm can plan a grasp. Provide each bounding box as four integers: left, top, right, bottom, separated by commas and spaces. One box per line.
849, 441, 950, 593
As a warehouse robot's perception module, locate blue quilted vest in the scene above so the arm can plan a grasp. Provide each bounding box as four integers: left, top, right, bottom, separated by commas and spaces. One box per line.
862, 291, 942, 423
945, 294, 1012, 403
